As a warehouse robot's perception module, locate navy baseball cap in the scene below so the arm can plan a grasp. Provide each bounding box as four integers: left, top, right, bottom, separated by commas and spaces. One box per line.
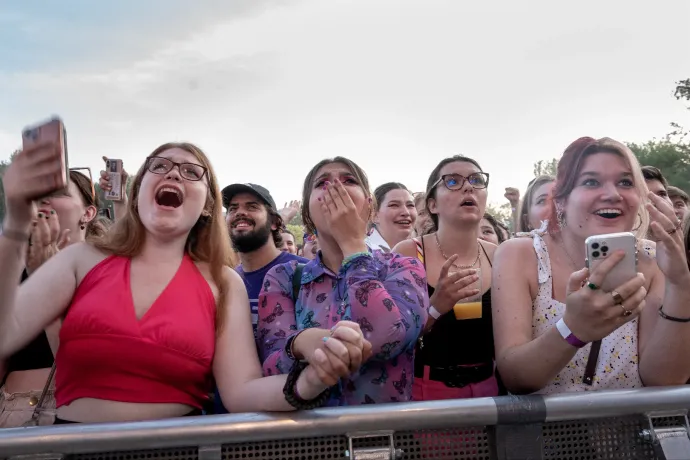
221, 183, 277, 211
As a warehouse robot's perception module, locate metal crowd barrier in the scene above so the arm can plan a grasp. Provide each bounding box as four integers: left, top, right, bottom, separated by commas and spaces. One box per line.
2, 386, 690, 460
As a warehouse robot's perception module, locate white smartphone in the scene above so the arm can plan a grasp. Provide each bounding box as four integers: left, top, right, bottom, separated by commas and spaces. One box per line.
104, 159, 124, 201
585, 232, 637, 292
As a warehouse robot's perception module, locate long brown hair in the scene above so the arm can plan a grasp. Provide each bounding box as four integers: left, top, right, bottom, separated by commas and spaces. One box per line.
70, 170, 109, 240
92, 142, 236, 333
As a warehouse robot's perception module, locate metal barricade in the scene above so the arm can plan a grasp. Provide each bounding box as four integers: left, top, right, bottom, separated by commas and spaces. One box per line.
2, 386, 690, 460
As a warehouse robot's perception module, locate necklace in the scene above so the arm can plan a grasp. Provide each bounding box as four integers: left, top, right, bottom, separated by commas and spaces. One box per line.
558, 234, 581, 270
434, 233, 481, 268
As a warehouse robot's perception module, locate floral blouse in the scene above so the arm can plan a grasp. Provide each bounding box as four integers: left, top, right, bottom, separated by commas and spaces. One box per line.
258, 251, 429, 406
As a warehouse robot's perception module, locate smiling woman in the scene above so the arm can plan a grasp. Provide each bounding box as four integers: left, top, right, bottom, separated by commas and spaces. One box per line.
492, 136, 690, 396
0, 141, 362, 424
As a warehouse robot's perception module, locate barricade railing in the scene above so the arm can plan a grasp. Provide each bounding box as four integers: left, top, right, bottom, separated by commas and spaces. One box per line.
2, 386, 690, 460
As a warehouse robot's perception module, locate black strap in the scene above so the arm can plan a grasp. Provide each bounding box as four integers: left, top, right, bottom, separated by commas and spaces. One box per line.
582, 340, 602, 386
292, 263, 305, 302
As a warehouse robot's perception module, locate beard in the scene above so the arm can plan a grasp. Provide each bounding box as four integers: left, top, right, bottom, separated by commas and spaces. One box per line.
230, 218, 273, 253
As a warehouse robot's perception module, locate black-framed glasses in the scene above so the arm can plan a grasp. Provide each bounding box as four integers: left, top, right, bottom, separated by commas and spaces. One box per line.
432, 172, 490, 191
145, 156, 207, 181
69, 167, 95, 202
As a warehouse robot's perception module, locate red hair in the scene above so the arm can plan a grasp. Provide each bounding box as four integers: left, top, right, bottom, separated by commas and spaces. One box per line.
546, 137, 649, 236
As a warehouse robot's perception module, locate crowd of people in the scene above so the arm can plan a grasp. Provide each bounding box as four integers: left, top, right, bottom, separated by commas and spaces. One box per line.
0, 135, 689, 428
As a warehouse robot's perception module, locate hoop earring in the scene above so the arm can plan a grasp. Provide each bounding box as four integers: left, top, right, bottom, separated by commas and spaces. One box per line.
633, 212, 642, 232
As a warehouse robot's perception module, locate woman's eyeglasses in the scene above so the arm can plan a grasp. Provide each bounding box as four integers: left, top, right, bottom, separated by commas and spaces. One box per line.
146, 157, 207, 181
432, 172, 490, 191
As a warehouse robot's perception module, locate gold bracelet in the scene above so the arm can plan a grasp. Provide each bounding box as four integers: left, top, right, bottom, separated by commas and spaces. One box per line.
0, 225, 29, 242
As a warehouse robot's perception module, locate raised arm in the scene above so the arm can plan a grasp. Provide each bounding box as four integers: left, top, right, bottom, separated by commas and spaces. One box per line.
638, 195, 690, 385
0, 143, 81, 359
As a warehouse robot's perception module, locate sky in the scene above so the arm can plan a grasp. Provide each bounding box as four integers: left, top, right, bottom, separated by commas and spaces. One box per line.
1, 0, 689, 209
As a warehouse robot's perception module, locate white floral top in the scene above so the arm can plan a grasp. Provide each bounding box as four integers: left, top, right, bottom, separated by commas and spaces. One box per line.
530, 229, 653, 394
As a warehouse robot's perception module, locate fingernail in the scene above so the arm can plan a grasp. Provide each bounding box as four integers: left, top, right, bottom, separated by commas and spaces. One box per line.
45, 213, 50, 219
318, 197, 322, 201
37, 213, 44, 219
50, 209, 55, 215
322, 337, 329, 343
32, 221, 37, 226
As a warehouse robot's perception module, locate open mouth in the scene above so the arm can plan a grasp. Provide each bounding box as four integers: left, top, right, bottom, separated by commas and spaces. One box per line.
232, 219, 255, 230
394, 219, 412, 227
594, 208, 623, 219
155, 186, 184, 208
461, 198, 477, 207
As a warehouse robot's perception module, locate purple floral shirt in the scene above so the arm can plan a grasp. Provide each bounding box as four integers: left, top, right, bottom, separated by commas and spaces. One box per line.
258, 251, 429, 406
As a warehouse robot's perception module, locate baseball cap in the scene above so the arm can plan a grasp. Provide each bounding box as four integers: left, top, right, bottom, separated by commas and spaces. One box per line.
221, 183, 277, 210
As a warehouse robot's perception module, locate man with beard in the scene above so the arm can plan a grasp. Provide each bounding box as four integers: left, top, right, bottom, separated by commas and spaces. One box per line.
213, 183, 307, 414
222, 183, 308, 336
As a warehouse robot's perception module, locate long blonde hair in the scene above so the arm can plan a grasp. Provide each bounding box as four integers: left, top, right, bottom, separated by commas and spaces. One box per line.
92, 142, 236, 333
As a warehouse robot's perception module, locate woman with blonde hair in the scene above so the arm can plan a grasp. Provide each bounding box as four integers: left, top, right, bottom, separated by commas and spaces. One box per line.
0, 141, 364, 423
493, 137, 690, 395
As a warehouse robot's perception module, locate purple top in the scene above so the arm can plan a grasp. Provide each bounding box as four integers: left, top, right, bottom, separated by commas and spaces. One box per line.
258, 251, 429, 406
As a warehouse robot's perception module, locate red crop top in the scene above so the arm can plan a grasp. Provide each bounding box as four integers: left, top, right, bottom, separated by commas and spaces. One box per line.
55, 254, 216, 408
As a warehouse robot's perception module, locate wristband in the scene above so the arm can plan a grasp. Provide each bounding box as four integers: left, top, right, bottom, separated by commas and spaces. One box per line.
556, 318, 588, 348
283, 361, 331, 410
428, 305, 442, 320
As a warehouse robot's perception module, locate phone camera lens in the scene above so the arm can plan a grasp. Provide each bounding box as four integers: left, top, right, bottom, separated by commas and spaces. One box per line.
591, 242, 600, 250
592, 251, 601, 258
601, 245, 609, 253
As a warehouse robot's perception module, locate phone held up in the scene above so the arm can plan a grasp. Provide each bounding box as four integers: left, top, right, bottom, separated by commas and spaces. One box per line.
104, 159, 124, 202
585, 232, 638, 292
21, 116, 69, 200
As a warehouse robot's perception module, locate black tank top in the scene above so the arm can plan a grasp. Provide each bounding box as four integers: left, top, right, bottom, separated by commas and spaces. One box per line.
414, 237, 494, 368
4, 270, 54, 375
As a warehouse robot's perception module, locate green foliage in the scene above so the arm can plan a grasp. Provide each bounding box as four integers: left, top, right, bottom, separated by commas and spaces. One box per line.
533, 158, 558, 178
675, 79, 690, 105
486, 202, 512, 225
285, 223, 304, 244
628, 129, 690, 193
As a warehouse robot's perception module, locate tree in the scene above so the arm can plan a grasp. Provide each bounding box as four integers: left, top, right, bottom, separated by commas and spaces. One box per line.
675, 78, 690, 106
486, 202, 512, 225
533, 159, 558, 178
285, 223, 304, 245
0, 150, 21, 223
628, 129, 690, 193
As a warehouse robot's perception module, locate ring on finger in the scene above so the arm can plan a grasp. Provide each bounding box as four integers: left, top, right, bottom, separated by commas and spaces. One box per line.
619, 304, 633, 317
587, 281, 599, 290
611, 290, 624, 304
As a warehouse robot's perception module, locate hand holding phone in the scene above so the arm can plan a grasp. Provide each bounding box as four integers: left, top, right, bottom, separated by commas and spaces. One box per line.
585, 232, 637, 292
3, 118, 67, 226
102, 158, 124, 201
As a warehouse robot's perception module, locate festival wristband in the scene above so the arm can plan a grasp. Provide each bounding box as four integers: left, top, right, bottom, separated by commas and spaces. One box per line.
556, 318, 588, 348
428, 305, 442, 320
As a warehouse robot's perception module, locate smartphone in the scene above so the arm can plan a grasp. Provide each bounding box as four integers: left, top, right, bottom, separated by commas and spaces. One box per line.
104, 159, 124, 201
21, 117, 68, 198
585, 232, 637, 292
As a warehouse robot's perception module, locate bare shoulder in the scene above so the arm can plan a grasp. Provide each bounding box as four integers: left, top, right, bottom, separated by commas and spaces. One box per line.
478, 239, 498, 259
391, 237, 418, 258
68, 243, 110, 280
494, 237, 537, 265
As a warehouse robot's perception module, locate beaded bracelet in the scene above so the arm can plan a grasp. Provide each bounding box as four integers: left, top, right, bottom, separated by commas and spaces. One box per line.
341, 251, 371, 268
282, 361, 331, 410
